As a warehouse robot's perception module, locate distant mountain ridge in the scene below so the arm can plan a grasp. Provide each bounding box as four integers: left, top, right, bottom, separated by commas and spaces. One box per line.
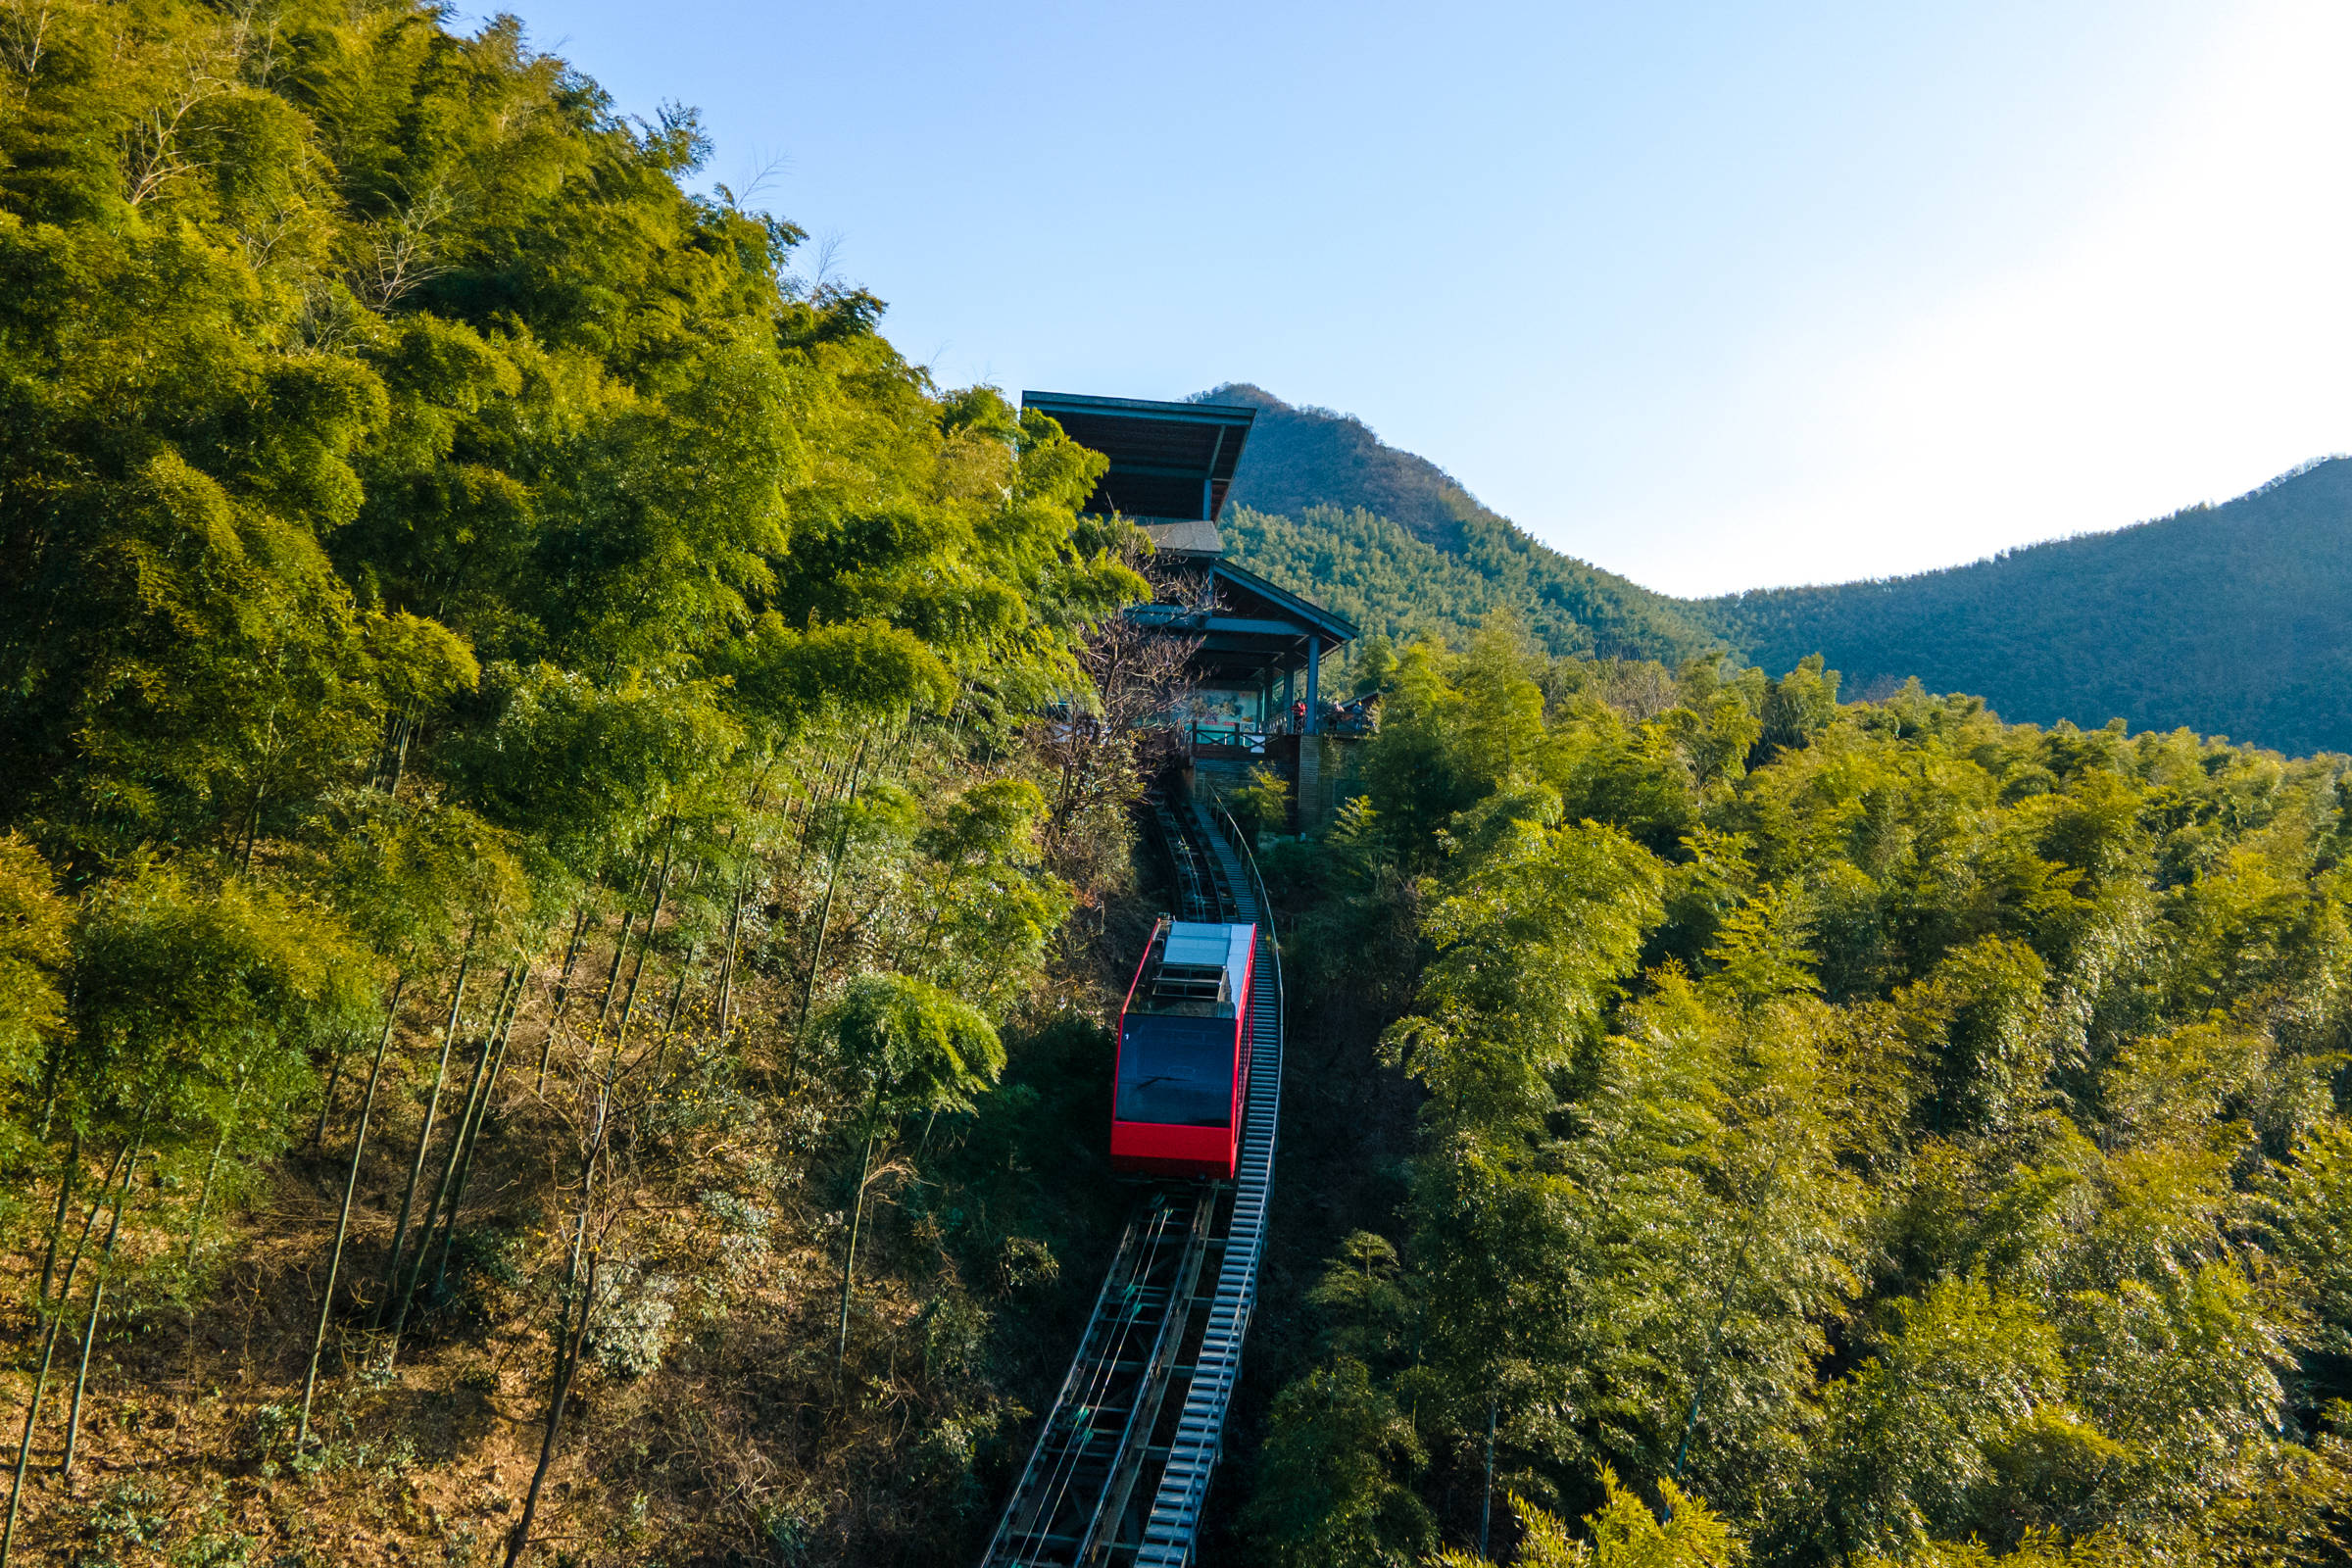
1202, 383, 2352, 756
1706, 458, 2352, 757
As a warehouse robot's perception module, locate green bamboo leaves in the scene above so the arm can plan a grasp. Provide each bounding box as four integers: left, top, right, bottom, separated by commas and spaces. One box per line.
1253, 626, 2352, 1566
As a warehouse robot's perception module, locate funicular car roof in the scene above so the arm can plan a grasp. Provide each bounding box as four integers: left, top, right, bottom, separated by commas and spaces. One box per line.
1135, 920, 1253, 1019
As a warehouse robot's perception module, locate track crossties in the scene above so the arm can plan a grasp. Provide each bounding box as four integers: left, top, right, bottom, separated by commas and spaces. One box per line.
977, 799, 1286, 1567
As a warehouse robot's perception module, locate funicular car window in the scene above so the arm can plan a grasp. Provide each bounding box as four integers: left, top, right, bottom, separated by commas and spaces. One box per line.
1116, 1015, 1234, 1128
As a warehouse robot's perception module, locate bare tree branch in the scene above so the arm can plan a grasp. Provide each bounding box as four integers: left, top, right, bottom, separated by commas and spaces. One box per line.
352, 178, 457, 307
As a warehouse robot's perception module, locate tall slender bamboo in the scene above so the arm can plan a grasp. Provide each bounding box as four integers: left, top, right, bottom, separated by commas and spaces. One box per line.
535, 902, 594, 1094
389, 956, 523, 1341
35, 1129, 80, 1306
612, 819, 677, 1045
792, 742, 853, 868
1, 1138, 132, 1567
61, 1148, 138, 1481
297, 975, 406, 1452
426, 995, 524, 1301
385, 701, 419, 797
384, 970, 508, 1355
29, 1047, 59, 1144
1480, 1397, 1498, 1558
505, 1092, 607, 1568
710, 777, 769, 1048
370, 945, 475, 1330
588, 844, 660, 1035
590, 909, 635, 1032
789, 736, 872, 1086
183, 1071, 248, 1273
503, 1247, 598, 1568
654, 963, 690, 1050
713, 879, 748, 1044
309, 1033, 349, 1152
833, 1085, 885, 1378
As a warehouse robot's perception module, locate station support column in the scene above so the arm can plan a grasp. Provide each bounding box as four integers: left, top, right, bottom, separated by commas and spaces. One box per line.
1297, 638, 1322, 830
1302, 638, 1319, 734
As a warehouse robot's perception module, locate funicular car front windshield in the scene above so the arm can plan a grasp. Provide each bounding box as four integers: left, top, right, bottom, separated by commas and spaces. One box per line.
1116, 1016, 1233, 1128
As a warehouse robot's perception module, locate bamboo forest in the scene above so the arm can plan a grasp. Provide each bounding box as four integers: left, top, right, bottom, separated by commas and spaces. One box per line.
4, 4, 2352, 1568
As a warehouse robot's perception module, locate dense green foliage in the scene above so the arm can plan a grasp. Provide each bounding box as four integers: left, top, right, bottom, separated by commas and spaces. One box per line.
1247, 626, 2352, 1567
1207, 384, 1712, 665
11, 5, 2352, 1564
0, 3, 1154, 1562
1706, 459, 2352, 758
1225, 502, 1714, 673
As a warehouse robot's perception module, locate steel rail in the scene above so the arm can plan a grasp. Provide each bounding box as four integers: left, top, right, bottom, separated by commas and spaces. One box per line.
1131, 802, 1283, 1565
977, 794, 1281, 1567
981, 1193, 1210, 1565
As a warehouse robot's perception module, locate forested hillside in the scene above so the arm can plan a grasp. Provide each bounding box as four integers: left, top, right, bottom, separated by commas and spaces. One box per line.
1707, 459, 2352, 756
13, 5, 2352, 1568
1205, 385, 1711, 665
1233, 635, 2352, 1568
0, 4, 1157, 1563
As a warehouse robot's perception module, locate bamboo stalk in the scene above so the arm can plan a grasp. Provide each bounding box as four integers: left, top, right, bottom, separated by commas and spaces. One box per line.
61, 1149, 138, 1482
297, 975, 406, 1451
370, 945, 474, 1330
385, 966, 514, 1355
1, 1138, 132, 1566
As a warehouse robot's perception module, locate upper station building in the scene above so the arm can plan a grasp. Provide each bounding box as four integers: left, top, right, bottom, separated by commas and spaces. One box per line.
1020, 391, 1361, 823
1020, 390, 1357, 740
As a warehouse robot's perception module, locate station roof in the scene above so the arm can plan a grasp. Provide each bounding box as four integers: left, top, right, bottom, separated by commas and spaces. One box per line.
1126, 558, 1359, 686
1022, 391, 1255, 526
1138, 518, 1224, 558
1209, 561, 1358, 647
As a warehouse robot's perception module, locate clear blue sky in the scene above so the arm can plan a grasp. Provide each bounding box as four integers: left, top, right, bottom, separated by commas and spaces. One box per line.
491, 1, 2352, 597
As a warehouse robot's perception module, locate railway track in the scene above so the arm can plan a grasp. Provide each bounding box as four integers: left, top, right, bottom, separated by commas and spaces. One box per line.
978, 794, 1284, 1567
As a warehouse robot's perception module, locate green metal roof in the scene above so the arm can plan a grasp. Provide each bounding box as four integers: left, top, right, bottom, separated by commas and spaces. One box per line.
1210, 560, 1358, 645
1022, 391, 1255, 523
1124, 558, 1358, 686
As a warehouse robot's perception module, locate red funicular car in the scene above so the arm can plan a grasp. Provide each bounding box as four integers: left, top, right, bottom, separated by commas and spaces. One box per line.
1110, 918, 1257, 1179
